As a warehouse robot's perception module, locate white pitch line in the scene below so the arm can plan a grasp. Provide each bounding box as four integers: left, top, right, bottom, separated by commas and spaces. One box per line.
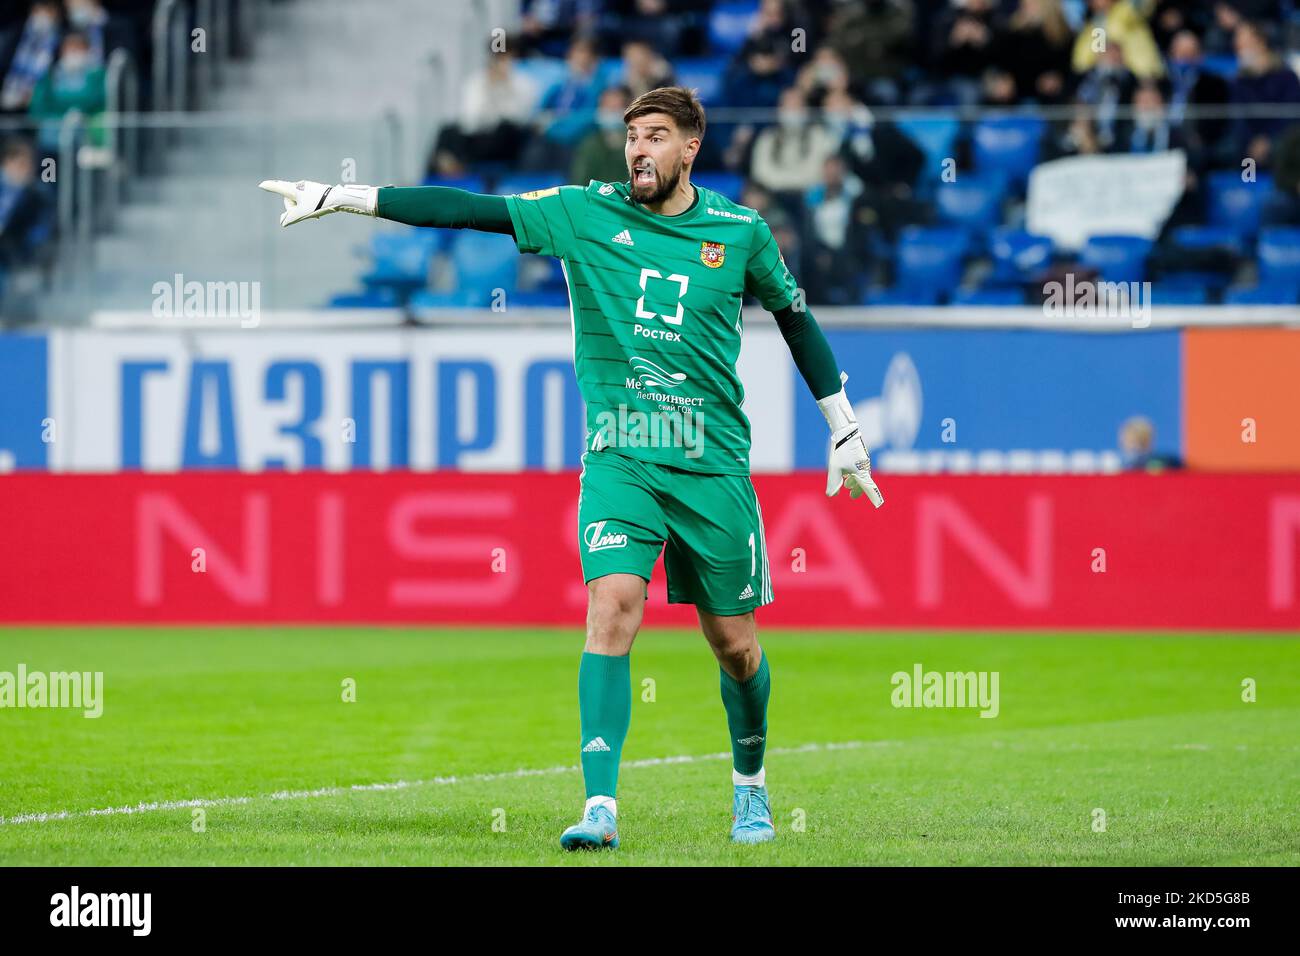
0, 739, 896, 827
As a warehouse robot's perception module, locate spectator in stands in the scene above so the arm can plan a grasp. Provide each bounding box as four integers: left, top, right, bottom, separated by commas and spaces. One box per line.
721, 0, 797, 111
605, 0, 694, 58
570, 85, 632, 185
1047, 102, 1106, 157
999, 0, 1075, 105
530, 35, 605, 167
1230, 20, 1300, 167
0, 1, 62, 115
980, 65, 1020, 106
794, 47, 853, 104
64, 0, 136, 67
1264, 121, 1300, 223
1165, 29, 1230, 169
826, 0, 914, 106
823, 89, 927, 242
429, 42, 538, 177
618, 39, 673, 100
1148, 0, 1211, 52
518, 0, 599, 58
928, 0, 1001, 106
1126, 80, 1184, 152
1072, 0, 1165, 80
1075, 42, 1138, 150
749, 86, 838, 194
1202, 1, 1246, 56
29, 31, 107, 156
0, 137, 53, 268
1119, 416, 1182, 470
804, 154, 872, 304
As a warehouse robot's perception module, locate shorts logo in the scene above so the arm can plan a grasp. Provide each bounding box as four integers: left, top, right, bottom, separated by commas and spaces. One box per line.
700, 241, 726, 268
738, 583, 755, 600
584, 520, 629, 552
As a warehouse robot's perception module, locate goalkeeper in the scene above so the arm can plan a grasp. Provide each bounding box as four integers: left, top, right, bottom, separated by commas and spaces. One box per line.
260, 86, 883, 851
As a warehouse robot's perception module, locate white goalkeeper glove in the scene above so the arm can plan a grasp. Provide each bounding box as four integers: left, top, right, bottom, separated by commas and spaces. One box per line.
258, 179, 378, 227
819, 372, 885, 508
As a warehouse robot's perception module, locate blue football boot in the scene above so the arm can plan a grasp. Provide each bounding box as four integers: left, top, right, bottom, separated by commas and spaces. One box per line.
560, 802, 619, 851
731, 784, 775, 843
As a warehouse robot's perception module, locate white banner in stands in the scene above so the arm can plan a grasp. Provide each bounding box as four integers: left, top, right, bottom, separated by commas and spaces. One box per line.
1026, 150, 1187, 251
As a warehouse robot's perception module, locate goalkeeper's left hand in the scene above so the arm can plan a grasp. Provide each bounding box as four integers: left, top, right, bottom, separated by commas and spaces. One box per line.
819, 373, 885, 508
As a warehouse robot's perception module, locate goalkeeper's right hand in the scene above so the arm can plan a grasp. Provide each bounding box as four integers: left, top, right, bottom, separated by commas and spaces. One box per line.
258, 179, 378, 227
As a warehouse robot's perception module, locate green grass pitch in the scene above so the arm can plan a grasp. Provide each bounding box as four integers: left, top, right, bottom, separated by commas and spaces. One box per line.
0, 627, 1296, 866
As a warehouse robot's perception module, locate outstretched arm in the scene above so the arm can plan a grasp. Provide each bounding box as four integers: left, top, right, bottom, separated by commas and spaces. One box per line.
258, 181, 514, 236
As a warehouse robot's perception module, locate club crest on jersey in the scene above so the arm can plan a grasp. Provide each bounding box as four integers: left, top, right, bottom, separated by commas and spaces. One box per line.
700, 241, 726, 269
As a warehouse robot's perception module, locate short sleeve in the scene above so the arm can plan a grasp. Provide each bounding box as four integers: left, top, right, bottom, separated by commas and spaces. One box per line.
503, 185, 588, 258
744, 215, 798, 312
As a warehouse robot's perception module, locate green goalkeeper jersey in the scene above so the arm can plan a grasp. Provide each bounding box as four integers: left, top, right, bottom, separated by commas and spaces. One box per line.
503, 180, 798, 476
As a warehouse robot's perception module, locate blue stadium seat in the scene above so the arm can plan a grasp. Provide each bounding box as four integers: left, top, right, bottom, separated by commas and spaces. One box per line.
360, 232, 434, 295
951, 286, 1026, 306
693, 171, 745, 201
709, 2, 759, 53
328, 287, 400, 308
1169, 224, 1243, 254
1255, 227, 1300, 282
493, 172, 567, 196
894, 113, 960, 193
971, 117, 1045, 186
1148, 284, 1209, 305
989, 228, 1053, 282
866, 286, 943, 306
891, 226, 970, 294
674, 57, 728, 105
1222, 281, 1300, 305
448, 230, 519, 306
509, 289, 572, 307
935, 172, 1008, 235
1080, 235, 1153, 283
1206, 172, 1274, 239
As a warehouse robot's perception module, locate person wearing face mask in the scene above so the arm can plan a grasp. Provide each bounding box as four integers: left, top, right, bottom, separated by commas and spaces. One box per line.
29, 32, 108, 156
1164, 29, 1230, 170
571, 85, 634, 185
1075, 42, 1138, 151
749, 86, 838, 194
0, 1, 62, 115
61, 0, 135, 68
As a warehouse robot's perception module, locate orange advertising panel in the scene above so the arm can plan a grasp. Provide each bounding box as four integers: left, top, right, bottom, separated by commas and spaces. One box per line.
1184, 328, 1300, 470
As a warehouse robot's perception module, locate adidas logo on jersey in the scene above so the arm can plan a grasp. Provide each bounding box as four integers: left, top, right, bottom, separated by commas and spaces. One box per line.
738, 583, 755, 600
611, 229, 634, 246
582, 736, 611, 752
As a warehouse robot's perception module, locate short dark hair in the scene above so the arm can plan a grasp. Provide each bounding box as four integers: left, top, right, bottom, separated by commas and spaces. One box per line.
623, 86, 706, 140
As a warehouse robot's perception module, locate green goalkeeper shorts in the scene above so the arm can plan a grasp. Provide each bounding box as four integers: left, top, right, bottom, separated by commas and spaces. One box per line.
576, 448, 774, 615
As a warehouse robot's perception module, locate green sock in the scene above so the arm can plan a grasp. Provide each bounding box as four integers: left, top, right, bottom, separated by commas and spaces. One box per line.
720, 651, 770, 777
578, 651, 631, 800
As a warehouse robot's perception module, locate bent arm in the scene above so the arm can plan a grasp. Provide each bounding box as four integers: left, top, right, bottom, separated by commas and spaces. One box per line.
377, 186, 515, 236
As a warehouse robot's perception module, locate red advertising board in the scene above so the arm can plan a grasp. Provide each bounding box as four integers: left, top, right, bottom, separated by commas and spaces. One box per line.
1, 473, 1298, 629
